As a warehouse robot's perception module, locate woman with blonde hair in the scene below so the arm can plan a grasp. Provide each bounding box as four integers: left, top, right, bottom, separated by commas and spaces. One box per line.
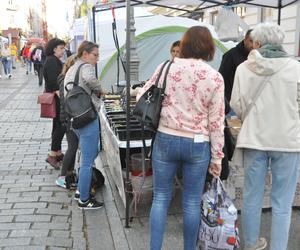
138, 26, 224, 250
64, 41, 103, 209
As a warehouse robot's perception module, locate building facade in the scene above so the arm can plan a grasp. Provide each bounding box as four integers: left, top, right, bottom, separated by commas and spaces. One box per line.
148, 2, 300, 56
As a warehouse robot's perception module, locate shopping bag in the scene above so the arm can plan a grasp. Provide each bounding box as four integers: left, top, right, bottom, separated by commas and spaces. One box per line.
37, 92, 56, 118
198, 178, 240, 250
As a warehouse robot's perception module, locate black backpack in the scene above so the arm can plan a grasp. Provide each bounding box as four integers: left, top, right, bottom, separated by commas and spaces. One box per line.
64, 63, 97, 129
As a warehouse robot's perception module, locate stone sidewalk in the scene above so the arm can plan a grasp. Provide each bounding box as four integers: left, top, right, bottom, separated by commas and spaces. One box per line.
0, 64, 300, 250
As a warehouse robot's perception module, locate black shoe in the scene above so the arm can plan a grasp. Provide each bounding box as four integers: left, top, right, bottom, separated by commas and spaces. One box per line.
26, 71, 28, 75
74, 190, 95, 201
78, 198, 104, 210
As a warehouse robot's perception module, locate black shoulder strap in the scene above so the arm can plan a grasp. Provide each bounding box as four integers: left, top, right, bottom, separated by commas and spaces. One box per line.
161, 61, 173, 92
154, 60, 169, 87
73, 63, 87, 86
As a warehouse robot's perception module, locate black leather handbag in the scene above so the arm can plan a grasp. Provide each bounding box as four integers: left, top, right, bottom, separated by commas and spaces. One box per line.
133, 60, 172, 131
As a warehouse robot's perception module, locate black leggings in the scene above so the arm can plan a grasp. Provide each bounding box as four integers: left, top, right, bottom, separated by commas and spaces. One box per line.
51, 97, 66, 151
60, 130, 79, 176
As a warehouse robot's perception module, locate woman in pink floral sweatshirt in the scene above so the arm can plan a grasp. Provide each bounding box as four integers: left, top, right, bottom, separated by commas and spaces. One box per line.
138, 26, 225, 250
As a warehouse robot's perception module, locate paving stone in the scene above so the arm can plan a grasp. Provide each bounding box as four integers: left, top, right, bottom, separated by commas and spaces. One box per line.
52, 216, 69, 223
15, 215, 51, 222
0, 231, 9, 238
0, 203, 13, 209
0, 208, 35, 215
13, 202, 47, 209
36, 208, 71, 216
9, 229, 49, 237
51, 230, 70, 238
4, 247, 46, 250
31, 237, 73, 248
0, 223, 30, 230
6, 196, 39, 203
31, 222, 70, 230
0, 238, 31, 247
21, 191, 53, 197
8, 186, 40, 193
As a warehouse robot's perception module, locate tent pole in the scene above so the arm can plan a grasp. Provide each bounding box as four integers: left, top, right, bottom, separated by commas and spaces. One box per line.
92, 6, 98, 77
278, 0, 282, 25
125, 0, 131, 228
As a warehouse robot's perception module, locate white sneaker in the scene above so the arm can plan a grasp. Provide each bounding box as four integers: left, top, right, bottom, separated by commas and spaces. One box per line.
245, 238, 267, 250
0, 75, 2, 79
8, 74, 12, 79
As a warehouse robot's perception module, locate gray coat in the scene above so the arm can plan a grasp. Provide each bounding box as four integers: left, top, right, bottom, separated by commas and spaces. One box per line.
64, 59, 102, 111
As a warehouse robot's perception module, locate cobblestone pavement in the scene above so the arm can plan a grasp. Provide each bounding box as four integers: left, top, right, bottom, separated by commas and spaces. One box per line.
0, 66, 88, 249
1, 65, 300, 250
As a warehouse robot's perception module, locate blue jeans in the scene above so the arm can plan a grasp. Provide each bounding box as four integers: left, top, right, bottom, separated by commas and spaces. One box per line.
150, 132, 210, 250
74, 118, 100, 201
242, 149, 299, 250
2, 58, 11, 75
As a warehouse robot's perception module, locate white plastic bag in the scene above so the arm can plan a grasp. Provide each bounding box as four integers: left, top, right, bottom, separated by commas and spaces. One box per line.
198, 178, 240, 250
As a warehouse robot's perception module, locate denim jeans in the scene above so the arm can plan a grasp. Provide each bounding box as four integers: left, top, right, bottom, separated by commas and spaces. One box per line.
2, 58, 11, 75
150, 132, 210, 250
242, 149, 299, 250
74, 118, 100, 201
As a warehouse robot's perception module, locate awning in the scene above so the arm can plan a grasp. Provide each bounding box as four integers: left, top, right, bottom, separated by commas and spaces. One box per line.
95, 0, 299, 12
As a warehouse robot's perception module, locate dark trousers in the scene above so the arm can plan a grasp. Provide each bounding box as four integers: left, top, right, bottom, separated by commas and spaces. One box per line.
61, 129, 79, 176
51, 98, 66, 151
34, 63, 43, 86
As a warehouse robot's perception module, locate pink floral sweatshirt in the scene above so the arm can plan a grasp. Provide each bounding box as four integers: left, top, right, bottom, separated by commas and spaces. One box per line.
138, 58, 225, 164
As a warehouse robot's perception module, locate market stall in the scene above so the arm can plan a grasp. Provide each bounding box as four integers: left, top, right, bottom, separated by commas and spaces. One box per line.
100, 94, 153, 206
92, 0, 300, 226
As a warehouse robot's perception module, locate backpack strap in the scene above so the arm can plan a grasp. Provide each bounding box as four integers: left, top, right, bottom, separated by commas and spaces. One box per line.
73, 63, 87, 86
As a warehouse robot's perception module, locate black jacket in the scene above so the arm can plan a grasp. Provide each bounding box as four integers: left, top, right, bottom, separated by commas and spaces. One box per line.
43, 55, 63, 93
219, 41, 250, 102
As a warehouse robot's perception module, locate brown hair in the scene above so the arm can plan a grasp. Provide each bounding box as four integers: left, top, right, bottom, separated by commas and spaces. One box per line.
61, 55, 77, 75
180, 26, 215, 61
77, 41, 99, 58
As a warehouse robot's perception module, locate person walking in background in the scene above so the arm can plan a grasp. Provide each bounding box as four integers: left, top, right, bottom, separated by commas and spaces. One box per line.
31, 43, 46, 86
230, 22, 300, 250
1, 43, 12, 79
22, 42, 32, 74
20, 43, 26, 67
219, 29, 253, 102
55, 55, 79, 189
9, 42, 18, 70
138, 26, 224, 250
170, 40, 180, 60
64, 41, 103, 209
43, 38, 66, 170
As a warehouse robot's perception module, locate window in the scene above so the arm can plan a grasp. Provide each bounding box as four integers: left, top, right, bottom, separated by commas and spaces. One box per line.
261, 8, 274, 22
233, 7, 246, 17
210, 11, 218, 25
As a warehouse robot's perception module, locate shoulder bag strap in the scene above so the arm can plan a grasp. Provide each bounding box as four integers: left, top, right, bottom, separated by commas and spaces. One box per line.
243, 75, 271, 120
154, 60, 170, 87
161, 61, 173, 93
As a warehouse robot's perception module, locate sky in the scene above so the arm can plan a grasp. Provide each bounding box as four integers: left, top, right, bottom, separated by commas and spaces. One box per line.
45, 0, 70, 38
